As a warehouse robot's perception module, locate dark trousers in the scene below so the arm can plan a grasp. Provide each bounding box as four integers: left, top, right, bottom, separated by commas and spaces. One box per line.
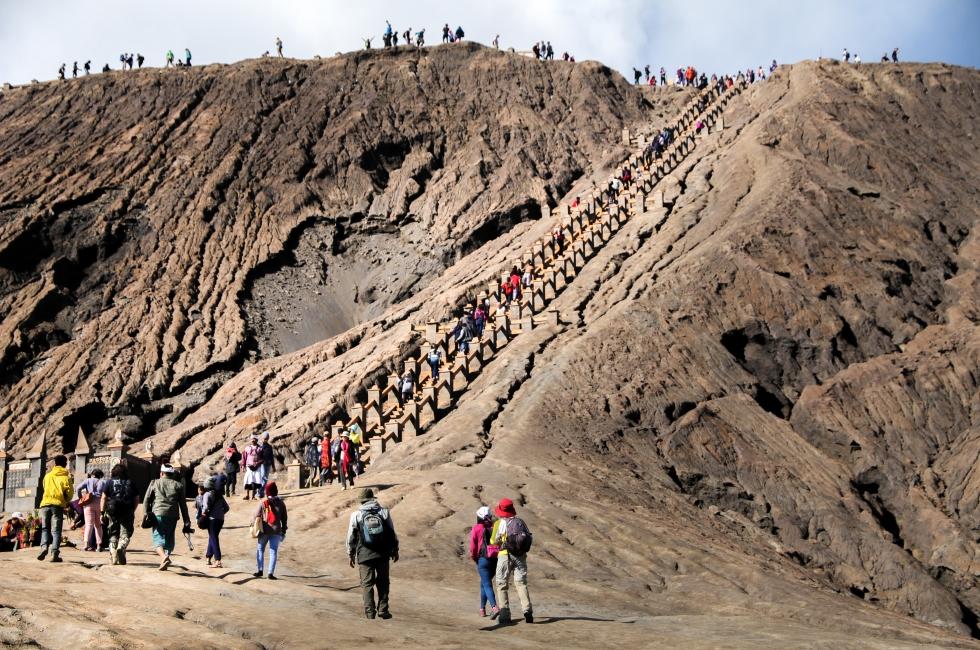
224, 472, 237, 496
206, 518, 224, 560
358, 557, 391, 617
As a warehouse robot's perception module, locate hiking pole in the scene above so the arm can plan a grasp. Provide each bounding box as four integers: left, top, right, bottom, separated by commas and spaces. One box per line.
184, 528, 194, 552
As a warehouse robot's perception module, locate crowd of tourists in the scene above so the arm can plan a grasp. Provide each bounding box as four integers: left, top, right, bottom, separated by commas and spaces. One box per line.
6, 453, 535, 625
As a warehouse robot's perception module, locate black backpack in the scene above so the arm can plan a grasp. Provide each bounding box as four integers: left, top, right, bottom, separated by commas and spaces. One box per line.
104, 479, 135, 517
504, 517, 533, 555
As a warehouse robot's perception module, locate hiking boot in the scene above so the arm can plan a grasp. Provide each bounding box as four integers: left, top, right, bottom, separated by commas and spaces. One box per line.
267, 574, 277, 580
51, 552, 62, 563
36, 546, 48, 561
379, 612, 392, 620
524, 611, 534, 624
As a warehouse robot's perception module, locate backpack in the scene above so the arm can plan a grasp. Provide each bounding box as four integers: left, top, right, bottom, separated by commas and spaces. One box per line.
504, 517, 533, 555
104, 479, 135, 517
360, 509, 391, 549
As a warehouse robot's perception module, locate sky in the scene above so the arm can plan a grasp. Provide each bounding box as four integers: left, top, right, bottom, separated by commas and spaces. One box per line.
0, 0, 978, 85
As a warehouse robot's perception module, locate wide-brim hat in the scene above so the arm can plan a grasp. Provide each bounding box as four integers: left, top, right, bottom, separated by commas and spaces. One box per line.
494, 498, 516, 517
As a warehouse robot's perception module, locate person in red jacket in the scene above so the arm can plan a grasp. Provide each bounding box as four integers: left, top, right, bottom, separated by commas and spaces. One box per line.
468, 506, 500, 618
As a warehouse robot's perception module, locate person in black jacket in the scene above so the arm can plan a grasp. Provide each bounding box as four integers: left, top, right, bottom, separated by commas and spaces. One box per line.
224, 442, 241, 497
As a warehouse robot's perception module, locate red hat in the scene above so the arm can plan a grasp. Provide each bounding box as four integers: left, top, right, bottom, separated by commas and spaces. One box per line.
494, 498, 517, 518
265, 481, 278, 497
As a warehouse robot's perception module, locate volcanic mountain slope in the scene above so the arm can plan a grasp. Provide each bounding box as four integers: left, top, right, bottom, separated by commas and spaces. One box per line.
0, 42, 670, 451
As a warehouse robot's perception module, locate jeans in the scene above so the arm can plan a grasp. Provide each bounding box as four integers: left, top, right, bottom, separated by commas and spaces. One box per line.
358, 557, 391, 617
105, 510, 134, 551
495, 553, 532, 620
477, 556, 498, 609
151, 515, 178, 553
428, 361, 440, 381
82, 500, 103, 549
206, 518, 224, 561
257, 533, 282, 575
39, 505, 64, 551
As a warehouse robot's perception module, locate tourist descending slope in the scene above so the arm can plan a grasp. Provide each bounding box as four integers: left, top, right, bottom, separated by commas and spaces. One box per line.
102, 463, 139, 565
143, 463, 192, 571
490, 498, 533, 624
198, 476, 229, 568
241, 435, 264, 500
336, 431, 358, 490
469, 506, 500, 619
253, 481, 287, 579
346, 488, 399, 619
36, 455, 73, 562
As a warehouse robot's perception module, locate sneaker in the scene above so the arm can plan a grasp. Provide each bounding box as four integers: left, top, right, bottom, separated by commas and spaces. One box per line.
379, 612, 392, 620
524, 611, 534, 624
479, 608, 486, 618
489, 606, 500, 620
159, 557, 171, 571
212, 561, 223, 568
36, 547, 48, 561
253, 570, 263, 578
366, 612, 376, 620
267, 574, 277, 580
109, 549, 119, 565
51, 553, 62, 563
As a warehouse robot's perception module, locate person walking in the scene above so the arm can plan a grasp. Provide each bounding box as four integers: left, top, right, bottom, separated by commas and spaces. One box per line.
76, 469, 106, 551
224, 441, 241, 496
426, 346, 442, 383
469, 506, 500, 618
84, 60, 91, 75
102, 463, 139, 565
493, 34, 500, 49
489, 498, 533, 624
276, 36, 283, 57
143, 464, 192, 571
198, 477, 229, 568
259, 432, 275, 497
36, 455, 73, 562
633, 67, 641, 84
185, 48, 192, 66
253, 481, 287, 579
72, 62, 79, 78
166, 49, 174, 67
303, 435, 321, 488
241, 436, 264, 500
398, 369, 415, 405
346, 488, 399, 619
892, 47, 899, 62
136, 53, 144, 69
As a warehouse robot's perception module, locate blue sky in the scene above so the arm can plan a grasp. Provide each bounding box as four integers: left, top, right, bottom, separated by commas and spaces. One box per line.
0, 0, 977, 84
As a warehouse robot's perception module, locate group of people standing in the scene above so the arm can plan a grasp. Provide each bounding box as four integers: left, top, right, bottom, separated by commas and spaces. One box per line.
302, 428, 363, 490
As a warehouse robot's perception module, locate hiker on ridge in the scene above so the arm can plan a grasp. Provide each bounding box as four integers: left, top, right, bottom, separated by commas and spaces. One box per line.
185, 48, 192, 66
276, 36, 283, 57
84, 60, 91, 75
843, 47, 850, 62
253, 481, 287, 579
442, 24, 451, 43
469, 506, 500, 618
137, 53, 144, 68
72, 62, 78, 78
36, 454, 73, 562
633, 67, 641, 84
143, 463, 192, 571
892, 47, 899, 62
346, 488, 399, 619
490, 498, 534, 624
166, 49, 174, 67
102, 462, 139, 565
455, 26, 465, 41
58, 64, 66, 80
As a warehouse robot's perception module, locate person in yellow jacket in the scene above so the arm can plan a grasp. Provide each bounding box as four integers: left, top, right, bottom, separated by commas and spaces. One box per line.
37, 454, 74, 562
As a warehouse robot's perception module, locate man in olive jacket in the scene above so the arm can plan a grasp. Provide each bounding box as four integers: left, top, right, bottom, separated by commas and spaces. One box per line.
346, 488, 399, 619
143, 464, 191, 570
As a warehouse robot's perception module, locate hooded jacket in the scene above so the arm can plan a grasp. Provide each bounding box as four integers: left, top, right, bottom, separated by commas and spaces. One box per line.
39, 465, 74, 508
346, 499, 398, 563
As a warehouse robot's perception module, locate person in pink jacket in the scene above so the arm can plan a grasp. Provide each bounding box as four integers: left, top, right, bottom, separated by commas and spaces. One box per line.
468, 506, 500, 618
